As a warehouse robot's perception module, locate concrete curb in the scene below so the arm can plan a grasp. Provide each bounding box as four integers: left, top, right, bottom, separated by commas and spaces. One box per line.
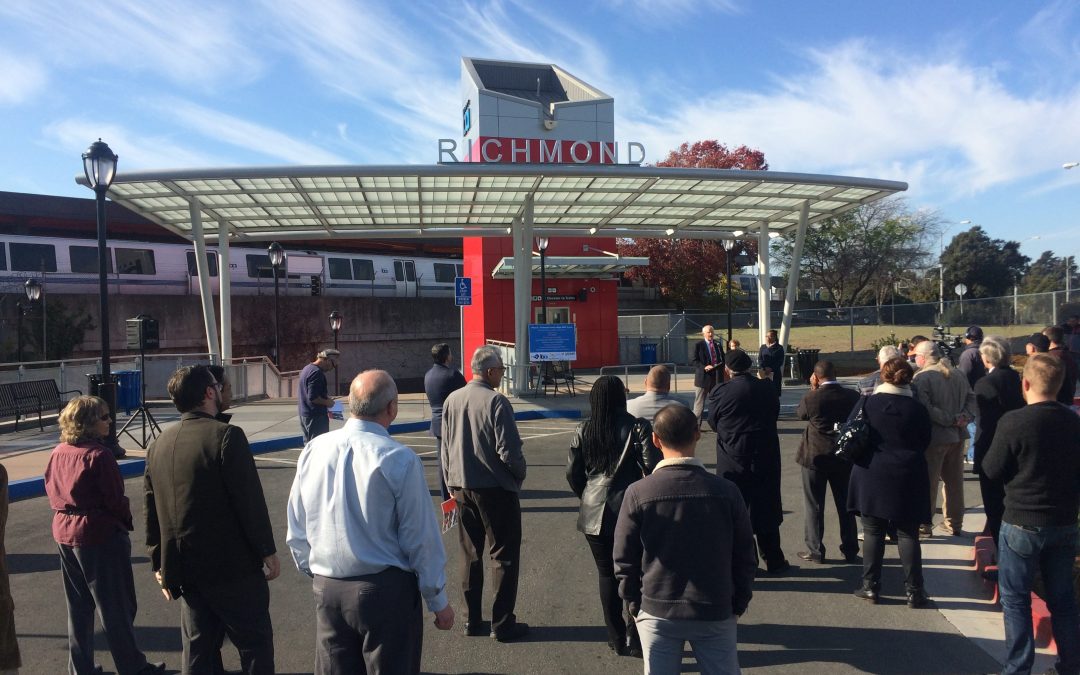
9, 409, 581, 502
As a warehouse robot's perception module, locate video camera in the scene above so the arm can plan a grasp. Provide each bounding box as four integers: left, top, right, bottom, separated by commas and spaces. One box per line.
932, 325, 964, 361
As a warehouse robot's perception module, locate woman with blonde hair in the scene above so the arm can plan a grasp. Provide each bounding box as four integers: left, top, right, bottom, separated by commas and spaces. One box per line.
44, 396, 163, 675
912, 341, 976, 538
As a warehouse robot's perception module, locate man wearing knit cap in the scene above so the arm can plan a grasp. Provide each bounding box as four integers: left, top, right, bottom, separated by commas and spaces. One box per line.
706, 349, 789, 574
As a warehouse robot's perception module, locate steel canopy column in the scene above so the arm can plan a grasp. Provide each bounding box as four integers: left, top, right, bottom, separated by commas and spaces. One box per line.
189, 199, 221, 364
779, 201, 809, 351
757, 225, 771, 348
511, 195, 534, 396
218, 220, 233, 361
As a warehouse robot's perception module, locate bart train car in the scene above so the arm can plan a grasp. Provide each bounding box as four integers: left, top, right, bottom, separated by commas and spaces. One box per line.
0, 234, 464, 298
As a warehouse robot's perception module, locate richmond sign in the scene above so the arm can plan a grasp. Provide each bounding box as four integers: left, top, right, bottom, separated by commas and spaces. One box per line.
438, 137, 645, 165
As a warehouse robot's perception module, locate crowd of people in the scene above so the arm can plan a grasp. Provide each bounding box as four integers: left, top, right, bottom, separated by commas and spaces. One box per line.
24, 319, 1080, 674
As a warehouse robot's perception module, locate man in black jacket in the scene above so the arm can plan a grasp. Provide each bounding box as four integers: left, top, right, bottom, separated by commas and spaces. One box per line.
614, 404, 756, 672
795, 361, 861, 564
424, 343, 467, 500
707, 349, 789, 573
758, 329, 785, 398
982, 354, 1080, 675
691, 325, 725, 429
146, 366, 280, 674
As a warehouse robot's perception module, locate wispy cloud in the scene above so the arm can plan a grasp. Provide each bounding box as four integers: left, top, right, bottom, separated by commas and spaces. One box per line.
607, 0, 742, 19
43, 119, 221, 172
0, 49, 46, 105
0, 0, 262, 89
619, 40, 1080, 204
153, 99, 347, 165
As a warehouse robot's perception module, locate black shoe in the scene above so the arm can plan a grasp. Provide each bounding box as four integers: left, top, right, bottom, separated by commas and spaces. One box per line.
854, 584, 879, 604
491, 621, 530, 642
906, 589, 930, 608
796, 550, 824, 564
843, 553, 862, 564
608, 639, 629, 656
766, 560, 792, 574
464, 621, 489, 636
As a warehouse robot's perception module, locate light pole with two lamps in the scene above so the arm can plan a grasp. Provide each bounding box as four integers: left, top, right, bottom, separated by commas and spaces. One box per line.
329, 310, 342, 395
722, 232, 743, 344
268, 242, 286, 366
81, 139, 122, 454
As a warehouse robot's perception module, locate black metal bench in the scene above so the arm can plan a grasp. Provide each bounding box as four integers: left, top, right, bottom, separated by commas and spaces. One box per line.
0, 380, 82, 431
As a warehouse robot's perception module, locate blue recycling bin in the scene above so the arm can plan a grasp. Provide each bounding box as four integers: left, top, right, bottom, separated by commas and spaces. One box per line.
640, 343, 658, 365
113, 370, 142, 414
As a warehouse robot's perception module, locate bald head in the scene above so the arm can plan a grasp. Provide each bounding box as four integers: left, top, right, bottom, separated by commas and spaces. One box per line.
348, 369, 399, 425
644, 365, 672, 393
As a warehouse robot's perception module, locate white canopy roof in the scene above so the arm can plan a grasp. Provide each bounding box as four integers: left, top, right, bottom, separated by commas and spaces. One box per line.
78, 163, 907, 243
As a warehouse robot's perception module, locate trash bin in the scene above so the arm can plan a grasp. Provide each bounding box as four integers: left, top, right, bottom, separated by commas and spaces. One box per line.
114, 370, 142, 414
797, 349, 821, 383
640, 343, 658, 365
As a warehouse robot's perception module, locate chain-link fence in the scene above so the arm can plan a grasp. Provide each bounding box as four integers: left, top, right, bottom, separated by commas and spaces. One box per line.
619, 290, 1078, 362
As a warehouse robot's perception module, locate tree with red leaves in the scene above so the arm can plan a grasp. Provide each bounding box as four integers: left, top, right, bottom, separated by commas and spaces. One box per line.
617, 140, 768, 310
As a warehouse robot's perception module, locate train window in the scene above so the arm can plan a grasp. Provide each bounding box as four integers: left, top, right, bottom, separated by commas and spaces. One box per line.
0, 246, 6, 271
185, 251, 219, 277
433, 263, 457, 283
403, 261, 416, 281
116, 248, 156, 275
352, 259, 374, 281
10, 243, 57, 272
70, 246, 113, 274
328, 258, 352, 280
456, 264, 464, 277
393, 261, 404, 281
246, 254, 276, 278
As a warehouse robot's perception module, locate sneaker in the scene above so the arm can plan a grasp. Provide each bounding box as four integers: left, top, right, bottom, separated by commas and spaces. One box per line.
918, 524, 933, 539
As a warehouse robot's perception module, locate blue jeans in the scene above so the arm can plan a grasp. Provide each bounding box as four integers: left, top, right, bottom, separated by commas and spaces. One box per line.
635, 610, 739, 674
998, 521, 1080, 675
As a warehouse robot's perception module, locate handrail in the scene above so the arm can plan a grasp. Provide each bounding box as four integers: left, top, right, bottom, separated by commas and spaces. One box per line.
600, 362, 682, 393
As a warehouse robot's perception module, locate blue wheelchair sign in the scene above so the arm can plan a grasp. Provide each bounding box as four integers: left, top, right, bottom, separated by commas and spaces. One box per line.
454, 277, 472, 306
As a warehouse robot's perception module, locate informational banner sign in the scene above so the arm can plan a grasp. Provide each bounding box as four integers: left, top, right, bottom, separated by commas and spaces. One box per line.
455, 277, 472, 306
531, 295, 579, 302
528, 323, 577, 361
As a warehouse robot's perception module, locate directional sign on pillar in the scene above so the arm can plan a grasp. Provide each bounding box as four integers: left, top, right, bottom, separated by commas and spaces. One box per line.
455, 277, 472, 306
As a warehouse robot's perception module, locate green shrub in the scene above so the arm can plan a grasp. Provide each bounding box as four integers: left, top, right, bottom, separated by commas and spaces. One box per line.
869, 332, 899, 353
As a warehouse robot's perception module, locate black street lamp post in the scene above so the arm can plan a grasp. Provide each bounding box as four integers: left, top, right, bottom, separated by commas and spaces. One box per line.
268, 242, 286, 366
537, 237, 549, 324
329, 310, 342, 395
82, 139, 121, 453
17, 279, 42, 363
722, 239, 736, 344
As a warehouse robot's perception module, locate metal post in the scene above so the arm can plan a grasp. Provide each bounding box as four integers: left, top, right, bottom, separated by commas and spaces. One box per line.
939, 265, 945, 319
333, 328, 340, 396
725, 251, 733, 343
849, 304, 855, 352
94, 186, 119, 449
539, 245, 547, 324
16, 303, 23, 364
1013, 284, 1018, 325
273, 267, 280, 366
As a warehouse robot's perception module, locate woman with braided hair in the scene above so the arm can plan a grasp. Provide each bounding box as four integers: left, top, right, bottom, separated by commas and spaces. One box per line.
566, 375, 661, 658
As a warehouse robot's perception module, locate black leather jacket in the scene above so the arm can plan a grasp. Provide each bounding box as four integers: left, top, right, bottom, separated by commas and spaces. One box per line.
566, 412, 661, 537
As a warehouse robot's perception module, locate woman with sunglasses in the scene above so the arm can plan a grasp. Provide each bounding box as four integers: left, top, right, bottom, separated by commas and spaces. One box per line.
44, 396, 164, 675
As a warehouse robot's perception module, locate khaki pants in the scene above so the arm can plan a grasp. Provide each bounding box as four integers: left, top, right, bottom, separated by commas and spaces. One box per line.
925, 441, 965, 531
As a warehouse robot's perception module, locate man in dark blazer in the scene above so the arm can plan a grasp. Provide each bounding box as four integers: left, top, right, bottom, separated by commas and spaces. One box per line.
758, 329, 785, 398
795, 361, 861, 564
691, 325, 725, 429
424, 343, 467, 500
707, 349, 789, 574
145, 365, 280, 674
972, 337, 1024, 548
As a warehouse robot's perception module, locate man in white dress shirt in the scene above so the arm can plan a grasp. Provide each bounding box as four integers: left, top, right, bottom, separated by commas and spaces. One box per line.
287, 369, 454, 674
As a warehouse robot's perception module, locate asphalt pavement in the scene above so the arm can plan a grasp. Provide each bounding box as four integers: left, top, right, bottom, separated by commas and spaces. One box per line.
1, 375, 1056, 673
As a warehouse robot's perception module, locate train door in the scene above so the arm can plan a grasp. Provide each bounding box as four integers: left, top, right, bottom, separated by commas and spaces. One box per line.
533, 307, 570, 324
393, 259, 417, 297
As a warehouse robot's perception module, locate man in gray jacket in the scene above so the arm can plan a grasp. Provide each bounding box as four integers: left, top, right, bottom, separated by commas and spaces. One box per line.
627, 365, 687, 420
441, 346, 528, 642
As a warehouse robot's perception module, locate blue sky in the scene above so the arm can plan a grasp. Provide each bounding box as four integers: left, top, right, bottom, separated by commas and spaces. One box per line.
1, 0, 1078, 263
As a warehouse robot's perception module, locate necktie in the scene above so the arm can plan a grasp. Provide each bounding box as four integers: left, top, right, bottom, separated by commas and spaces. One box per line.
708, 341, 716, 365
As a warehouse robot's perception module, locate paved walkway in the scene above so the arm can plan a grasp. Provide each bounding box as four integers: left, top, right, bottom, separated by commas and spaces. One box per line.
0, 372, 1058, 672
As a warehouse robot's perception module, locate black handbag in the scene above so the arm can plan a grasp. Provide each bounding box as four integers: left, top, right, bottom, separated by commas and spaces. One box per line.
833, 396, 872, 464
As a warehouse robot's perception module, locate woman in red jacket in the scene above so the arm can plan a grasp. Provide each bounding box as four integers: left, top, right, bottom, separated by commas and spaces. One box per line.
44, 396, 163, 675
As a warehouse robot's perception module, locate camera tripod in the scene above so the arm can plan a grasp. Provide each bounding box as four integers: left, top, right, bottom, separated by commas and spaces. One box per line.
117, 343, 161, 449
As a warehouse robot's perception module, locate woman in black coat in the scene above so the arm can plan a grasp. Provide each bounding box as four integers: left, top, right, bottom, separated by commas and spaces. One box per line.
567, 375, 660, 657
847, 358, 933, 607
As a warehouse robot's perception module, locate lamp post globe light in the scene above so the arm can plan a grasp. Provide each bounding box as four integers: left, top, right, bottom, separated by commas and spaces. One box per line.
329, 310, 342, 395
81, 139, 121, 454
17, 278, 43, 364
268, 242, 286, 366
722, 238, 736, 343
537, 237, 549, 324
